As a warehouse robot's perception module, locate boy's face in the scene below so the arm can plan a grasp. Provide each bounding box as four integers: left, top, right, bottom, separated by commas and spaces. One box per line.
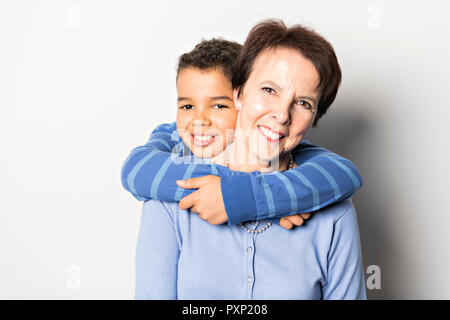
176, 67, 237, 158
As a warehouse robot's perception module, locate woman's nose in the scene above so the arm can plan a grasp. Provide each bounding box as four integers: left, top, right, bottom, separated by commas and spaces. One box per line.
271, 104, 291, 125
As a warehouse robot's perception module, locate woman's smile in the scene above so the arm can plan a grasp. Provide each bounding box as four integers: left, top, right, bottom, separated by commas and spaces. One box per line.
257, 124, 286, 142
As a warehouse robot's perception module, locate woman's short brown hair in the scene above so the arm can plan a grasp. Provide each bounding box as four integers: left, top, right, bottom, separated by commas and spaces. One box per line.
232, 19, 341, 127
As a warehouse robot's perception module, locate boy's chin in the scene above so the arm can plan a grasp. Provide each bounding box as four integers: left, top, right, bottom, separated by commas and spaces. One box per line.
190, 147, 218, 159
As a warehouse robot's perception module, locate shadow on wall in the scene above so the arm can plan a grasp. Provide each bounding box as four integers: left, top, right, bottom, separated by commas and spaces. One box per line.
305, 108, 399, 299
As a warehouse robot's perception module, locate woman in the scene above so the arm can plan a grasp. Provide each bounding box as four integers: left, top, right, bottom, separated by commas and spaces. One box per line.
135, 19, 366, 299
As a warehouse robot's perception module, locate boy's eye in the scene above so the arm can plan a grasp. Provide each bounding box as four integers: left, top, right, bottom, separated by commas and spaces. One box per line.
180, 104, 194, 110
262, 87, 275, 94
212, 104, 228, 109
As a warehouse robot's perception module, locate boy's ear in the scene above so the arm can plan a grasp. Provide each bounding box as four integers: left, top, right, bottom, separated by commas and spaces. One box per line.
233, 88, 241, 111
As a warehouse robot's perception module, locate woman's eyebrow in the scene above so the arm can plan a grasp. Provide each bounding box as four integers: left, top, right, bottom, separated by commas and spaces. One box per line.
296, 95, 318, 106
260, 80, 282, 91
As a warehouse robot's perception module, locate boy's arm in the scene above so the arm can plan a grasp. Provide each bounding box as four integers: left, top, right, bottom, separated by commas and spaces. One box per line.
121, 122, 224, 201
220, 140, 363, 224
122, 123, 362, 226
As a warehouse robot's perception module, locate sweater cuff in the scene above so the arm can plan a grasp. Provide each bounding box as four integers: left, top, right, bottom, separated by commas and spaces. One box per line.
221, 174, 257, 225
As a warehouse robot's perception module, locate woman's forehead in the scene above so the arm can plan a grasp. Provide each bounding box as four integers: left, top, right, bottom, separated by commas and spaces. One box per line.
248, 47, 320, 93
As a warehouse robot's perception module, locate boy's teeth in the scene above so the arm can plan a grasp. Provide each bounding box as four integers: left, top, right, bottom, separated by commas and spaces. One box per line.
259, 126, 281, 139
194, 135, 213, 141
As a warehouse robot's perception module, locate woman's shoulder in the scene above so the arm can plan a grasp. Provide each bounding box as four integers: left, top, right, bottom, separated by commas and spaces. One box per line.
143, 199, 180, 210
313, 199, 356, 225
142, 199, 182, 224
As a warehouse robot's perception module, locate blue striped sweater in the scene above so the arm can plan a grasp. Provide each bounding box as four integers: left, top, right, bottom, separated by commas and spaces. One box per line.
121, 122, 363, 225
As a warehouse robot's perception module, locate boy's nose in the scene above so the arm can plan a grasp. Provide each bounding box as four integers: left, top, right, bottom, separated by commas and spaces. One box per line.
193, 117, 211, 127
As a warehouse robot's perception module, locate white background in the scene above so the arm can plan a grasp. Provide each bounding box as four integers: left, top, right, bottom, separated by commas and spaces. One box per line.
1, 0, 449, 299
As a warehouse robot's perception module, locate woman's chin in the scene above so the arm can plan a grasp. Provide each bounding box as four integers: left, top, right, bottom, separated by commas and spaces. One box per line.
251, 153, 284, 170
253, 148, 282, 164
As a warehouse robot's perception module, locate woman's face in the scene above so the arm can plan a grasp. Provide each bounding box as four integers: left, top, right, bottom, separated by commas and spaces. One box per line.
176, 67, 237, 158
235, 47, 320, 164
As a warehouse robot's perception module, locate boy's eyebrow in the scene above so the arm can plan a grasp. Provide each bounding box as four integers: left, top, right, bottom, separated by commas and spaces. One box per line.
177, 96, 233, 102
211, 96, 233, 101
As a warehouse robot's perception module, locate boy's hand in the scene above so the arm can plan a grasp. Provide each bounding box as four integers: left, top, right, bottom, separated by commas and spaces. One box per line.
279, 213, 312, 230
177, 176, 228, 225
177, 175, 313, 229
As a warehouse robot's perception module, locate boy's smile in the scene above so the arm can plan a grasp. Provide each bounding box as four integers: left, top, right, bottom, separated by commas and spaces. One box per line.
176, 67, 237, 158
192, 134, 217, 147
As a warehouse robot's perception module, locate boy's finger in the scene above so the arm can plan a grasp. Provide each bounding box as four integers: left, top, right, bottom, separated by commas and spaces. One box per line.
179, 193, 196, 210
287, 215, 304, 226
176, 176, 212, 189
300, 213, 311, 220
279, 218, 294, 230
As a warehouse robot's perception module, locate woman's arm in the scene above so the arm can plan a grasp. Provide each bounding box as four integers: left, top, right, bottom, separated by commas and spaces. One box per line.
321, 202, 366, 300
121, 122, 362, 225
135, 199, 180, 299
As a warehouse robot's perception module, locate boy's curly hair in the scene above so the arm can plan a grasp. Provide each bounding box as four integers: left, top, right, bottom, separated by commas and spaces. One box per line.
177, 38, 242, 81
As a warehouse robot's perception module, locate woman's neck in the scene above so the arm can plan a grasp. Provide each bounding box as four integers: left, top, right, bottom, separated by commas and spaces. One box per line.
213, 135, 291, 173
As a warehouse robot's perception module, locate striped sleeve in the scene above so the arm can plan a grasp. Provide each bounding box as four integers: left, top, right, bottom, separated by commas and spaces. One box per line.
120, 122, 226, 201
221, 141, 363, 224
121, 123, 362, 226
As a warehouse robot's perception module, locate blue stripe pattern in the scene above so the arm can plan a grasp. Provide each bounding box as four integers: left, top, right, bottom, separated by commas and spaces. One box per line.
121, 121, 363, 224
174, 164, 198, 201
289, 171, 321, 210
210, 165, 218, 176
150, 157, 173, 199
323, 156, 361, 190
126, 149, 159, 196
259, 175, 276, 217
148, 138, 171, 150
274, 174, 298, 213
304, 162, 341, 200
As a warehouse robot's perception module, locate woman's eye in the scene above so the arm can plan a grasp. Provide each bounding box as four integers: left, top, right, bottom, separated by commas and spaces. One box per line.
212, 104, 228, 109
180, 104, 194, 110
262, 87, 275, 94
297, 100, 312, 110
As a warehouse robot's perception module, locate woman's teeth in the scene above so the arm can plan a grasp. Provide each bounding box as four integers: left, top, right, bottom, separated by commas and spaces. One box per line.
258, 126, 283, 141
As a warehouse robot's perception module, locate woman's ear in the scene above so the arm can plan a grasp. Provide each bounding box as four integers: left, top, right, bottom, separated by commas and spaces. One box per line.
233, 88, 241, 111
